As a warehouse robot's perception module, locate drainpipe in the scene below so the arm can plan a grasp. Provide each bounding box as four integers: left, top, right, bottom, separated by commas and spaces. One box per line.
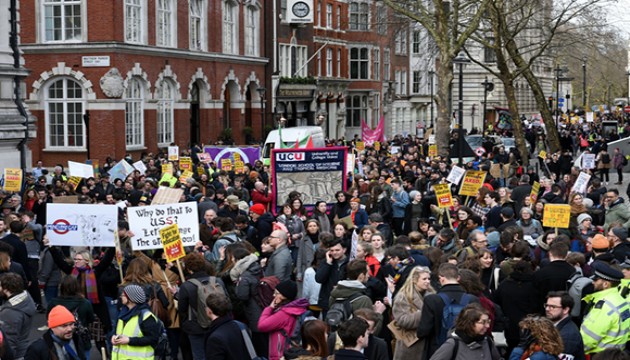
10, 0, 30, 170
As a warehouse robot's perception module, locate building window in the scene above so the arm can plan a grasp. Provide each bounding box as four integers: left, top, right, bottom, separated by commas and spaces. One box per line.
349, 2, 369, 30
326, 4, 333, 28
157, 80, 175, 145
395, 29, 407, 55
337, 5, 341, 30
156, 0, 175, 47
395, 70, 400, 95
317, 50, 321, 77
383, 48, 390, 81
45, 78, 84, 148
337, 49, 341, 77
326, 48, 333, 76
401, 70, 407, 95
346, 94, 368, 127
317, 1, 321, 26
279, 43, 308, 77
43, 0, 82, 42
189, 0, 206, 50
376, 6, 387, 35
373, 48, 380, 81
125, 78, 144, 147
125, 0, 143, 43
484, 37, 496, 63
223, 0, 239, 54
412, 30, 421, 54
413, 71, 422, 93
245, 5, 259, 56
372, 94, 380, 125
350, 47, 369, 79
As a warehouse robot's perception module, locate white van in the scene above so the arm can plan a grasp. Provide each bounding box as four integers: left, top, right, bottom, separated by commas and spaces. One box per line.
262, 126, 325, 165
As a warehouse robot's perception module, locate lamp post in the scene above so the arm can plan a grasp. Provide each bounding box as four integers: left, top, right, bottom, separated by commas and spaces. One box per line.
256, 87, 266, 141
626, 71, 630, 107
582, 58, 587, 107
428, 70, 434, 129
554, 65, 563, 128
481, 77, 494, 134
453, 51, 470, 166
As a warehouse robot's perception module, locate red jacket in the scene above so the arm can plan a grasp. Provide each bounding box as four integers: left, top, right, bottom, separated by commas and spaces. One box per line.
251, 189, 272, 207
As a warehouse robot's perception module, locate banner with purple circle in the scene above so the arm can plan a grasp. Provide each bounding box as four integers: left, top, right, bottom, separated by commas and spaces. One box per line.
203, 146, 261, 165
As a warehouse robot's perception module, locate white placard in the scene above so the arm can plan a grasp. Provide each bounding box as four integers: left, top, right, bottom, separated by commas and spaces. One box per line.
128, 202, 199, 250
46, 204, 117, 247
572, 172, 591, 194
582, 154, 596, 169
108, 160, 135, 181
133, 160, 147, 175
68, 161, 95, 178
428, 135, 436, 144
82, 56, 110, 67
168, 146, 179, 160
586, 112, 594, 122
391, 146, 401, 154
446, 166, 466, 184
286, 0, 314, 23
346, 154, 355, 175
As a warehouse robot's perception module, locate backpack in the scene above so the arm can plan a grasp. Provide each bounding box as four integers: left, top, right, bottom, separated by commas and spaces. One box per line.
437, 293, 473, 345
601, 153, 611, 164
189, 277, 224, 328
72, 309, 91, 350
255, 276, 280, 308
623, 156, 628, 166
325, 292, 367, 330
235, 320, 267, 360
140, 309, 169, 359
149, 283, 171, 327
566, 271, 592, 318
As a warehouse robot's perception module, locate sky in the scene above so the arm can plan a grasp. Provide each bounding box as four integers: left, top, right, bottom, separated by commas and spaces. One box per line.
607, 1, 630, 41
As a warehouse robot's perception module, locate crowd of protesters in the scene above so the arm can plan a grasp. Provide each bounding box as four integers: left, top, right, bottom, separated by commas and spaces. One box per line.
0, 116, 629, 359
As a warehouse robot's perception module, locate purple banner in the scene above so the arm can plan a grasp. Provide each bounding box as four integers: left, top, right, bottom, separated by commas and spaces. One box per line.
203, 146, 261, 165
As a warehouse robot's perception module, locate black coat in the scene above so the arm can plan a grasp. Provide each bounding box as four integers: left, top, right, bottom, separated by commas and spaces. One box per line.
315, 257, 349, 309
204, 316, 252, 360
556, 316, 586, 360
0, 234, 29, 280
25, 330, 86, 360
233, 261, 264, 332
493, 271, 538, 348
178, 272, 227, 335
416, 284, 480, 358
532, 260, 575, 313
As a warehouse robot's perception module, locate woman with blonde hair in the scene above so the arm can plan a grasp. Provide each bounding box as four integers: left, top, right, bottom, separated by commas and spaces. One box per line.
391, 266, 434, 359
509, 315, 564, 360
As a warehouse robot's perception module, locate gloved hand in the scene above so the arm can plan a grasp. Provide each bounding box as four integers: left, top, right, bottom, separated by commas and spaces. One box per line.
518, 328, 536, 349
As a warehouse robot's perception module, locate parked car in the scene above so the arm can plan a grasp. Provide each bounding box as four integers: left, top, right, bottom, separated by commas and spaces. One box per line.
501, 137, 531, 154
465, 135, 503, 152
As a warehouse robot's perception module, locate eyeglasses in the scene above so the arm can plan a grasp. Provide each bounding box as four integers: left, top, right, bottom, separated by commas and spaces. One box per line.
476, 319, 491, 325
73, 258, 85, 262
544, 304, 563, 309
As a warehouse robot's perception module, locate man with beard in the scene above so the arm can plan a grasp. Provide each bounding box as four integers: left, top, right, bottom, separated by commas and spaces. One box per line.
25, 305, 87, 360
544, 291, 585, 360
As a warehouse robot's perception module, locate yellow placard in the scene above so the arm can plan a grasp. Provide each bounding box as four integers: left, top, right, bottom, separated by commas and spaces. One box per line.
374, 141, 381, 151
197, 166, 206, 177
159, 172, 178, 187
542, 204, 571, 228
433, 184, 453, 208
428, 145, 438, 158
159, 224, 186, 263
459, 170, 486, 197
530, 181, 540, 203
233, 153, 241, 162
178, 170, 194, 183
221, 159, 233, 171
162, 163, 173, 175
179, 157, 193, 171
356, 141, 365, 152
234, 161, 245, 174
538, 150, 547, 159
3, 168, 22, 192
67, 176, 82, 191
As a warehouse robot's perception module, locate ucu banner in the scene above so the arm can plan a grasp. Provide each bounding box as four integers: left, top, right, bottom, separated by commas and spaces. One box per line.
275, 152, 304, 161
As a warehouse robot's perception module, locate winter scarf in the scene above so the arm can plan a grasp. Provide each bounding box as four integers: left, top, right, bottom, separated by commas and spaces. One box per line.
393, 257, 415, 284
229, 254, 259, 282
72, 266, 99, 304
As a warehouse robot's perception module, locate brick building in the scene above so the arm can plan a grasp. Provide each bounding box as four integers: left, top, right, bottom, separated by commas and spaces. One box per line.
21, 0, 268, 166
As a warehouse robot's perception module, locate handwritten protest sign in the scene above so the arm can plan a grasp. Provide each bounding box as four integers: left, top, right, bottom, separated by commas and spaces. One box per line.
571, 172, 591, 194
542, 204, 571, 228
46, 204, 117, 246
433, 184, 453, 208
446, 166, 466, 185
160, 224, 186, 262
133, 161, 147, 175
530, 181, 540, 203
3, 168, 22, 192
68, 161, 94, 179
128, 202, 199, 250
459, 171, 486, 196
582, 154, 595, 169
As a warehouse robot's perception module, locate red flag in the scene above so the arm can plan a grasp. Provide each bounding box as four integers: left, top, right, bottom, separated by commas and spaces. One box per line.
305, 135, 314, 148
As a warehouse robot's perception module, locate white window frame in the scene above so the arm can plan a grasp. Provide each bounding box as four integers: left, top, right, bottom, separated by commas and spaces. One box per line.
326, 4, 333, 29
383, 48, 390, 81
156, 80, 175, 146
337, 5, 341, 30
376, 5, 387, 35
189, 0, 207, 51
279, 43, 308, 77
413, 71, 422, 94
346, 94, 368, 127
372, 94, 380, 125
44, 78, 86, 149
412, 30, 421, 54
223, 0, 239, 54
349, 1, 369, 31
373, 48, 380, 81
326, 48, 333, 76
337, 48, 341, 77
245, 4, 260, 56
124, 0, 147, 44
350, 47, 369, 80
156, 0, 177, 47
42, 0, 84, 43
395, 29, 408, 55
317, 50, 322, 77
401, 71, 407, 95
316, 1, 321, 27
125, 78, 145, 149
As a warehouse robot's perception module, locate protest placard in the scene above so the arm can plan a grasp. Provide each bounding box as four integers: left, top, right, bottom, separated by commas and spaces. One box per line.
356, 141, 365, 152
178, 170, 194, 183
446, 166, 466, 185
67, 176, 82, 191
197, 153, 211, 163
197, 166, 206, 177
86, 159, 100, 178
530, 181, 540, 203
160, 224, 186, 262
221, 159, 233, 171
168, 146, 179, 161
162, 163, 173, 175
433, 184, 453, 208
152, 187, 184, 205
233, 152, 241, 162
459, 170, 486, 196
46, 204, 117, 247
133, 160, 147, 175
542, 204, 571, 228
179, 157, 193, 171
572, 172, 591, 194
428, 145, 438, 158
68, 161, 94, 179
128, 202, 199, 250
582, 154, 596, 169
3, 168, 22, 192
234, 161, 244, 174
108, 160, 134, 181
538, 150, 547, 159
374, 141, 381, 151
159, 173, 178, 187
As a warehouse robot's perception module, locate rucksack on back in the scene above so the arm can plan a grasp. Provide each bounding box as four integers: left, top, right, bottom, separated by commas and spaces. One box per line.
437, 293, 473, 345
255, 276, 280, 308
189, 277, 224, 328
140, 309, 169, 359
566, 271, 592, 318
325, 292, 365, 330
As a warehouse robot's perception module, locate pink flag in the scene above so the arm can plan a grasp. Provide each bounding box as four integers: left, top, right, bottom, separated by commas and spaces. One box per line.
361, 117, 385, 146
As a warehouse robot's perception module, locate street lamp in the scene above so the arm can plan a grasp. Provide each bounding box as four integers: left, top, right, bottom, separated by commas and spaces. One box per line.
582, 58, 587, 108
428, 70, 435, 129
554, 65, 563, 128
453, 51, 470, 166
481, 77, 494, 134
256, 87, 266, 141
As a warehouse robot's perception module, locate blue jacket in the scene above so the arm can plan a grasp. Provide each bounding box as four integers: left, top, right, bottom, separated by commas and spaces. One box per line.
509, 347, 559, 360
556, 316, 586, 360
391, 189, 409, 218
353, 209, 368, 230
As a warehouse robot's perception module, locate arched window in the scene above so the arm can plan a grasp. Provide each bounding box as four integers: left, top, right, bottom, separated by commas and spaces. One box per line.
245, 4, 259, 56
125, 78, 144, 147
45, 78, 85, 148
157, 80, 175, 145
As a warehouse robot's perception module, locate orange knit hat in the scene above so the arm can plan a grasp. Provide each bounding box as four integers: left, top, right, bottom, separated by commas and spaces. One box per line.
48, 305, 75, 328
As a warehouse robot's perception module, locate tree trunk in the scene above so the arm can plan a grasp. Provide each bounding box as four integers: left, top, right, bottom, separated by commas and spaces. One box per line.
436, 53, 454, 157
